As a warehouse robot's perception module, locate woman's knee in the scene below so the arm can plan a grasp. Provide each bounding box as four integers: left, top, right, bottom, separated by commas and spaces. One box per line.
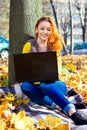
21, 82, 43, 97
21, 82, 34, 92
54, 81, 67, 95
40, 81, 67, 96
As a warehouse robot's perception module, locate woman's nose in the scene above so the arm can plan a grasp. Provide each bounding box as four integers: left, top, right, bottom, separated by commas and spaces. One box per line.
44, 29, 48, 33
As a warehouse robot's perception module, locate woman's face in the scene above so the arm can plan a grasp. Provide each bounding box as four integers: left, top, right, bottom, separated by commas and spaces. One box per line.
36, 21, 52, 42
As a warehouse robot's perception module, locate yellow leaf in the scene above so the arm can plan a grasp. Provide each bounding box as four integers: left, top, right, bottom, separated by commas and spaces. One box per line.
38, 114, 62, 129
11, 110, 35, 130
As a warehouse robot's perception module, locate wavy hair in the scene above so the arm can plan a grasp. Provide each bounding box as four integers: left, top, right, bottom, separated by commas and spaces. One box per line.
35, 16, 64, 54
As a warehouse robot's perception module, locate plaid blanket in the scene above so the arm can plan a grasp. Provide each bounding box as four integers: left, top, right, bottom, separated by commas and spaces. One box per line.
0, 83, 87, 130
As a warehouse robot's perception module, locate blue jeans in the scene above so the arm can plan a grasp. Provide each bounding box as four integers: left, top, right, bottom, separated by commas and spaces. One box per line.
21, 81, 75, 114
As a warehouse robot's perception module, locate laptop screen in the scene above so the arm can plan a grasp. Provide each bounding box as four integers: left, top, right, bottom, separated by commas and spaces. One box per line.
13, 52, 59, 82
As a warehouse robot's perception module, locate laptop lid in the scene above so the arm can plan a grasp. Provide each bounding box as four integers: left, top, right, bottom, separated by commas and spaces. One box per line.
13, 52, 59, 82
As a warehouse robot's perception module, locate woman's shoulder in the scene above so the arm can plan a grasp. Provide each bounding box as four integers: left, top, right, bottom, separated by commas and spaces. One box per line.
28, 38, 38, 46
22, 41, 31, 53
22, 38, 38, 53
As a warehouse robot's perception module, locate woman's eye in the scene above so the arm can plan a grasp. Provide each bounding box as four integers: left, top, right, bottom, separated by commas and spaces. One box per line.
40, 28, 44, 30
40, 28, 51, 32
47, 29, 51, 31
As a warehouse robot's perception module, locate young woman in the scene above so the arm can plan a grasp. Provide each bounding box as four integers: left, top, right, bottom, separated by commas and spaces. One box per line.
21, 16, 87, 125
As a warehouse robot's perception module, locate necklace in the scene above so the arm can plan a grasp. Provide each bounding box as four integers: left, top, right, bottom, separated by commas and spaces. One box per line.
38, 42, 47, 48
38, 43, 47, 52
41, 43, 46, 47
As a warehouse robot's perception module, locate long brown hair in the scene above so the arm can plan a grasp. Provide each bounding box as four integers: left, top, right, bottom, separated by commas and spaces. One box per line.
35, 16, 64, 54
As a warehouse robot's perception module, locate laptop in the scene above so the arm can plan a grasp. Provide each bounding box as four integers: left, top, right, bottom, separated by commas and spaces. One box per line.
13, 52, 59, 82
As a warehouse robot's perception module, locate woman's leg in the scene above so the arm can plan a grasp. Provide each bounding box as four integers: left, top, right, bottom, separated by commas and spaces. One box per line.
21, 82, 56, 107
39, 81, 75, 113
21, 81, 87, 125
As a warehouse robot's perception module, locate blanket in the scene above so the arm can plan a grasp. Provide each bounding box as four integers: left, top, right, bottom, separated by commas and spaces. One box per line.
0, 84, 87, 130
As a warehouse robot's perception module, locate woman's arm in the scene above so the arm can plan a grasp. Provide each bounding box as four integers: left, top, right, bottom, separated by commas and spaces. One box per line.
22, 42, 31, 53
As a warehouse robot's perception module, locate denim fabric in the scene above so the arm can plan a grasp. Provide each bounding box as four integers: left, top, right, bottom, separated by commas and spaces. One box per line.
21, 81, 75, 114
39, 81, 67, 95
39, 81, 70, 110
21, 82, 55, 107
64, 103, 75, 114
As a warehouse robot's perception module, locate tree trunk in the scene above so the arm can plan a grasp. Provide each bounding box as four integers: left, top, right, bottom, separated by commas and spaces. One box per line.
9, 0, 42, 86
68, 0, 73, 54
85, 8, 87, 41
49, 0, 59, 28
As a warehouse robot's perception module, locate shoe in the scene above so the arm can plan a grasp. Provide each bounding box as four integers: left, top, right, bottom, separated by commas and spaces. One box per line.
68, 88, 78, 96
75, 103, 87, 109
70, 111, 87, 125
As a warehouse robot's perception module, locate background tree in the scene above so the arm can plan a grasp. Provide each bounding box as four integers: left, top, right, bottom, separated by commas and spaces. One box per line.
61, 17, 70, 46
49, 0, 59, 28
85, 5, 87, 41
68, 0, 73, 54
9, 0, 42, 86
74, 0, 87, 42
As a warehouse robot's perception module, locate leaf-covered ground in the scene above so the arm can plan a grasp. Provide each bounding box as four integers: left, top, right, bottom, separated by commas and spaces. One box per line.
0, 58, 8, 87
60, 54, 87, 104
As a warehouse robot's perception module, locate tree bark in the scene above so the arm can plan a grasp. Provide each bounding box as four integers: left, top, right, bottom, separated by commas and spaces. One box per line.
9, 0, 42, 86
49, 0, 59, 28
68, 0, 73, 54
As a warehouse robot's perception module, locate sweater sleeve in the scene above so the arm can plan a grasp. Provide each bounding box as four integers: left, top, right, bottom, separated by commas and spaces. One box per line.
22, 42, 31, 53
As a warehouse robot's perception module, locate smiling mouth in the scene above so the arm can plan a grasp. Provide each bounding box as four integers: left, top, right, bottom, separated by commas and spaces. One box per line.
42, 35, 48, 38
